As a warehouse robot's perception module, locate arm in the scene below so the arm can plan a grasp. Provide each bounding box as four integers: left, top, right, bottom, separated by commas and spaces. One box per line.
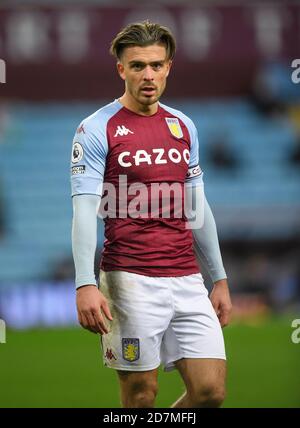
191, 195, 232, 327
184, 117, 232, 327
72, 194, 100, 289
70, 116, 113, 335
192, 195, 226, 283
72, 194, 113, 335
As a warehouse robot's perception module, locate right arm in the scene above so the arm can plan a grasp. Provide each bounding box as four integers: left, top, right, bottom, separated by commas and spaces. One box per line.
70, 118, 112, 335
72, 194, 113, 335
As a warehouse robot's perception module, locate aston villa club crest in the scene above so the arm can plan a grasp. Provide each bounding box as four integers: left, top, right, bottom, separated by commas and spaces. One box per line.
165, 117, 183, 139
122, 338, 140, 362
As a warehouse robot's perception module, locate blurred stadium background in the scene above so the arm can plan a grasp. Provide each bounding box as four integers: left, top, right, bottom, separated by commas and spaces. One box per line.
0, 0, 300, 408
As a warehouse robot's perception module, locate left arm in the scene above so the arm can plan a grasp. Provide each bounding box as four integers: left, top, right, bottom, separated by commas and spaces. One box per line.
188, 187, 232, 327
184, 116, 232, 327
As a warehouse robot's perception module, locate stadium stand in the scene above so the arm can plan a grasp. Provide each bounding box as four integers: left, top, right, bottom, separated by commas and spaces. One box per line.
0, 99, 299, 285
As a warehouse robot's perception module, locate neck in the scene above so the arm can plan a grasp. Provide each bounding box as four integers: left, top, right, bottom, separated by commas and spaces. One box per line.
118, 93, 158, 116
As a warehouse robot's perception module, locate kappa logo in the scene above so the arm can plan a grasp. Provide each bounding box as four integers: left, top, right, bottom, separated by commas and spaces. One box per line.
114, 125, 134, 137
76, 124, 85, 134
105, 348, 117, 361
122, 338, 140, 362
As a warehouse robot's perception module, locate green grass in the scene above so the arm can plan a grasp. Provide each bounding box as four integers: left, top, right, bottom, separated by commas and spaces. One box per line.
0, 315, 299, 408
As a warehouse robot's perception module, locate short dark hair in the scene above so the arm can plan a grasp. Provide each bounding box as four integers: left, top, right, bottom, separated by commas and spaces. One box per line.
110, 20, 176, 61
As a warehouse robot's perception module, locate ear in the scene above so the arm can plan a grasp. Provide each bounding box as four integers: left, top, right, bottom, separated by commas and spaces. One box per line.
165, 60, 172, 78
117, 61, 126, 81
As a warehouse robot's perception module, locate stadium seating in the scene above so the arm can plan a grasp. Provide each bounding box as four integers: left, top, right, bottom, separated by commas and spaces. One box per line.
0, 99, 299, 283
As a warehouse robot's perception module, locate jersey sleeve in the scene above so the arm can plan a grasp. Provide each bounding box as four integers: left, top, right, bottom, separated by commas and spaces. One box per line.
185, 119, 203, 187
70, 118, 108, 196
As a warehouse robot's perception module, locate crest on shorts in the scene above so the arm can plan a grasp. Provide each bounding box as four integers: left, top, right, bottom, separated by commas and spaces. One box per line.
122, 338, 140, 362
165, 117, 183, 139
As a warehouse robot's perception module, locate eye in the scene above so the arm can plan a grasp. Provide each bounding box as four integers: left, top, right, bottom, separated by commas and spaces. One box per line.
152, 63, 163, 70
131, 63, 143, 71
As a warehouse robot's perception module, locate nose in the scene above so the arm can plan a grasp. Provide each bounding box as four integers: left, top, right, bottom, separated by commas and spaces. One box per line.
143, 65, 154, 81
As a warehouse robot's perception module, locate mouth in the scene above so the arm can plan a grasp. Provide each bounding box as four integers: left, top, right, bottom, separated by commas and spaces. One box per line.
140, 87, 156, 96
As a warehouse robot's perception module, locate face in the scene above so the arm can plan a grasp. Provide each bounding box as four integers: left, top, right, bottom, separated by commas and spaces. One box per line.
117, 44, 172, 111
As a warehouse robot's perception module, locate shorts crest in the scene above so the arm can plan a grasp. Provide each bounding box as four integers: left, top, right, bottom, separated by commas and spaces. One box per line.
122, 338, 140, 362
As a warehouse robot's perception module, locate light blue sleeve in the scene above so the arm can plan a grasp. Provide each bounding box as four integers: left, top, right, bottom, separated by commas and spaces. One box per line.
192, 196, 227, 283
70, 113, 108, 196
184, 118, 203, 187
72, 194, 101, 289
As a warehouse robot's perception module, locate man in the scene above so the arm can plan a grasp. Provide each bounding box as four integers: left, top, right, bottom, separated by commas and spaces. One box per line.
71, 21, 232, 408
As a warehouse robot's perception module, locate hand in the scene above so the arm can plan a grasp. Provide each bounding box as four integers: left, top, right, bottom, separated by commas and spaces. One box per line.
76, 285, 113, 335
209, 279, 232, 328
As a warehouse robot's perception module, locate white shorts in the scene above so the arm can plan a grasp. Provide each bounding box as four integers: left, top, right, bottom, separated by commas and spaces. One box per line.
99, 270, 226, 372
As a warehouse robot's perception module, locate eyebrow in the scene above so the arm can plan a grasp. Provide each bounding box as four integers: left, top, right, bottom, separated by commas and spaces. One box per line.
128, 60, 166, 66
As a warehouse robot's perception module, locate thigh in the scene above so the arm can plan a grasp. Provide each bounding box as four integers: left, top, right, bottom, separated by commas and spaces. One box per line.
175, 358, 226, 395
161, 274, 226, 371
99, 270, 173, 371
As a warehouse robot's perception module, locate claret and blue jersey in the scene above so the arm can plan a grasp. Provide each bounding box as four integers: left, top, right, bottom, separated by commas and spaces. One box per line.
71, 99, 203, 277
